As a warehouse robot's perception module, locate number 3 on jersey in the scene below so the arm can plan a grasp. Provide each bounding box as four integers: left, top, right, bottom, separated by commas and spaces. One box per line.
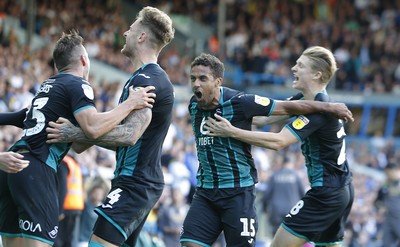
23, 97, 49, 136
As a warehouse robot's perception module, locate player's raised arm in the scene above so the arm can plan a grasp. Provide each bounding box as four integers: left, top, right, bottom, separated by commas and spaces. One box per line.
271, 100, 354, 122
205, 114, 297, 151
47, 108, 152, 152
0, 108, 28, 128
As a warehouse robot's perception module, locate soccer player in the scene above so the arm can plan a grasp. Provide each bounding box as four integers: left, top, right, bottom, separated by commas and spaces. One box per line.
45, 7, 175, 247
0, 30, 155, 247
179, 53, 353, 247
204, 46, 354, 247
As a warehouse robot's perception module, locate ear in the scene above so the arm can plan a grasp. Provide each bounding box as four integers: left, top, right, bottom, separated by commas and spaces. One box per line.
313, 71, 322, 80
138, 32, 147, 43
80, 55, 86, 66
216, 77, 223, 87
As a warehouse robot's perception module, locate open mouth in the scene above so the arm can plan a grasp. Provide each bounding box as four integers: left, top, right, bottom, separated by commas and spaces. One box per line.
195, 91, 203, 99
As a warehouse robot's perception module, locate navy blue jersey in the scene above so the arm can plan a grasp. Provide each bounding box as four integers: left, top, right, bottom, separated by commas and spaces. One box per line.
9, 74, 96, 170
114, 63, 174, 184
189, 87, 276, 189
285, 93, 352, 188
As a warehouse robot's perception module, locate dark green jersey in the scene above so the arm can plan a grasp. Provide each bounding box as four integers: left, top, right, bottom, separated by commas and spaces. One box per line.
10, 74, 96, 170
189, 87, 276, 189
285, 93, 352, 188
115, 63, 174, 184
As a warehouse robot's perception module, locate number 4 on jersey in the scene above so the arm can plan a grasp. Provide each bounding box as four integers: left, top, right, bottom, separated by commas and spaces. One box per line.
101, 188, 123, 209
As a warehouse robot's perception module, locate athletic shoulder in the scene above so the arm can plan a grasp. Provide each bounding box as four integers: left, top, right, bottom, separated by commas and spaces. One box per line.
221, 86, 243, 101
314, 92, 331, 102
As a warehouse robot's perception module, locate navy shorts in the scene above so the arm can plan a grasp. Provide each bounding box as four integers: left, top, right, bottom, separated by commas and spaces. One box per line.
282, 183, 354, 245
180, 186, 258, 247
0, 152, 59, 245
93, 175, 164, 246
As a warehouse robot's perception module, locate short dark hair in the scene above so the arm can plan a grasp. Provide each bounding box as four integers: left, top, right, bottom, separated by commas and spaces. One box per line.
53, 29, 84, 72
191, 53, 225, 79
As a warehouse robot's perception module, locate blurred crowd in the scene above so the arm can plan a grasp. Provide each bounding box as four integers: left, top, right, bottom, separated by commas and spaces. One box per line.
2, 0, 400, 93
154, 0, 400, 94
0, 0, 400, 246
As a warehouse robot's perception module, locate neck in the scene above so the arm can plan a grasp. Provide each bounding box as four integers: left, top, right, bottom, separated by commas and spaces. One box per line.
129, 49, 158, 71
199, 87, 221, 111
302, 85, 326, 100
59, 68, 83, 78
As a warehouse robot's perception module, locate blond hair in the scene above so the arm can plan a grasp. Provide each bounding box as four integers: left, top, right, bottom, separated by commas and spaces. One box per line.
302, 46, 337, 84
136, 6, 175, 50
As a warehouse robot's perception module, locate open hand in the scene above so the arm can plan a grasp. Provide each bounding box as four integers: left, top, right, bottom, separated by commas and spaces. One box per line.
0, 152, 29, 173
329, 103, 354, 122
46, 117, 79, 144
204, 114, 235, 137
128, 85, 156, 110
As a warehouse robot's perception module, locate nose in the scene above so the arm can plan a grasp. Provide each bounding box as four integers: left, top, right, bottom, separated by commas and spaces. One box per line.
123, 31, 128, 38
191, 78, 200, 87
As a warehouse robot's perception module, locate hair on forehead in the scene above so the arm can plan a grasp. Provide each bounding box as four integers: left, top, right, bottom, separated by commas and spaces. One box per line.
191, 53, 225, 79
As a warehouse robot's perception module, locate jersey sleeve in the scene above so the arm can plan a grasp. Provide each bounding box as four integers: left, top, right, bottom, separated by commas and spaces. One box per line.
285, 113, 327, 142
239, 94, 276, 119
285, 92, 332, 141
129, 75, 152, 88
68, 79, 96, 115
0, 108, 28, 128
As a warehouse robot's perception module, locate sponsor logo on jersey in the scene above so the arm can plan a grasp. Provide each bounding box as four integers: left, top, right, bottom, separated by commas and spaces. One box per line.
81, 84, 94, 100
19, 219, 42, 233
292, 115, 309, 130
138, 73, 150, 78
48, 226, 58, 239
254, 95, 270, 106
198, 117, 214, 146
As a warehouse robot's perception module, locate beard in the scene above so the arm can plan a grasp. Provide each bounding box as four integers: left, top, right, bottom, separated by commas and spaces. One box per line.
121, 44, 134, 59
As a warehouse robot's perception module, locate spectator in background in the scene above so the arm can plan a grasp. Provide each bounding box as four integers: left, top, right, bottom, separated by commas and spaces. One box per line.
375, 163, 400, 247
263, 155, 305, 235
157, 186, 190, 247
55, 154, 84, 247
77, 178, 109, 247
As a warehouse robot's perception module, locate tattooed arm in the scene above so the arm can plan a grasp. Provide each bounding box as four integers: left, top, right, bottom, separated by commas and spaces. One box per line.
46, 108, 152, 152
